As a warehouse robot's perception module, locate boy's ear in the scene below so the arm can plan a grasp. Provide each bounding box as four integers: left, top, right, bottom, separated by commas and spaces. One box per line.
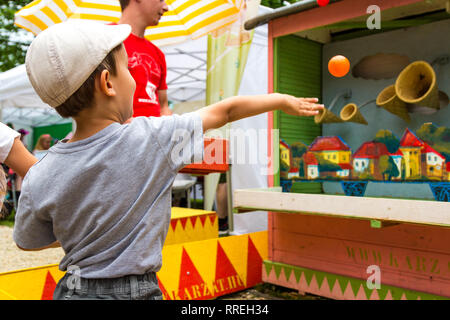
99, 69, 116, 97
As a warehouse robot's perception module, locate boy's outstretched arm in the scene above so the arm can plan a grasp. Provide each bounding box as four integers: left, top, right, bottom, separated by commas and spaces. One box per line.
196, 93, 324, 132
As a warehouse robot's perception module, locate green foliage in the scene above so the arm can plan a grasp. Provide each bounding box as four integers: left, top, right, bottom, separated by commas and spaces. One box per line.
291, 141, 307, 158
0, 1, 32, 72
357, 171, 375, 181
373, 129, 400, 153
417, 123, 450, 162
379, 155, 399, 181
416, 122, 438, 142
317, 156, 341, 172
261, 0, 302, 8
280, 158, 290, 172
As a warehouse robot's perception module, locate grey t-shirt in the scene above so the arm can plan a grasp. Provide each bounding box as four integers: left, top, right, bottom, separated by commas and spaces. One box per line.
13, 113, 203, 278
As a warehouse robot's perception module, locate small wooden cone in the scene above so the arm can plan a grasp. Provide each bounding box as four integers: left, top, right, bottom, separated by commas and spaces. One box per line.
395, 61, 440, 110
376, 85, 411, 122
314, 108, 344, 124
340, 103, 368, 125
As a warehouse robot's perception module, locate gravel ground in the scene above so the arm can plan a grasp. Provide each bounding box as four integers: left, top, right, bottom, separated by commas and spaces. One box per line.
0, 225, 64, 273
218, 284, 329, 300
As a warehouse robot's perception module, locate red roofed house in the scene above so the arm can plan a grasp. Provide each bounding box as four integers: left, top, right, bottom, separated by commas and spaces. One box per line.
399, 128, 424, 179
304, 152, 319, 180
446, 162, 450, 181
422, 144, 446, 179
352, 141, 391, 180
308, 136, 352, 178
399, 128, 448, 180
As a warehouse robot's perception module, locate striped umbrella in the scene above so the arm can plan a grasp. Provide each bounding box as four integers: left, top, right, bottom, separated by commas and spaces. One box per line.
15, 0, 244, 46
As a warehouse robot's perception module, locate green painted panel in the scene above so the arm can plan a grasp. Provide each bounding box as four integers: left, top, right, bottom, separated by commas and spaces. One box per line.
263, 260, 450, 300
274, 35, 323, 193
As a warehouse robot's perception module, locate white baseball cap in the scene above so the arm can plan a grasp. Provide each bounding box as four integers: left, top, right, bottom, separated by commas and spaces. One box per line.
26, 21, 132, 108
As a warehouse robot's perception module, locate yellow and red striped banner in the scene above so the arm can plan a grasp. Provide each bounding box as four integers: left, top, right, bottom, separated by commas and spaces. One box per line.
0, 231, 267, 300
15, 0, 243, 46
165, 207, 218, 245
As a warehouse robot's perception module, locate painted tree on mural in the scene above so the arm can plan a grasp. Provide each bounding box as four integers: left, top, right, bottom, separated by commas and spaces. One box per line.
373, 129, 400, 154
379, 155, 399, 181
417, 123, 450, 162
291, 141, 308, 177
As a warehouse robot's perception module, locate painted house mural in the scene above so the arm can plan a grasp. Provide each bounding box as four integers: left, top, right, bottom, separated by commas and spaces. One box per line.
307, 136, 352, 179
280, 123, 450, 182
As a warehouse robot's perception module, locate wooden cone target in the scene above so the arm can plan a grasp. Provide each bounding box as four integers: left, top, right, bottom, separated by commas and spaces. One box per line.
395, 61, 440, 110
376, 85, 411, 122
314, 107, 344, 124
340, 103, 368, 125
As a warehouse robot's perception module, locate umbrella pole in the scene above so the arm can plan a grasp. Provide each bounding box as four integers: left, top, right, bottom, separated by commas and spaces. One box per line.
226, 164, 233, 235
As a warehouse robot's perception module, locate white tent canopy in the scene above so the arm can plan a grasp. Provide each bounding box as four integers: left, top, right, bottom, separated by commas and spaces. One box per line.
0, 64, 68, 128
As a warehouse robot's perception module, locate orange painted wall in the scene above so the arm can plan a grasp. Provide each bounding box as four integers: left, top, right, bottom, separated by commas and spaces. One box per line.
270, 212, 450, 297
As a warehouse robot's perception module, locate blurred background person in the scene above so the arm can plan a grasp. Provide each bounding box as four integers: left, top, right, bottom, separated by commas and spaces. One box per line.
33, 134, 52, 161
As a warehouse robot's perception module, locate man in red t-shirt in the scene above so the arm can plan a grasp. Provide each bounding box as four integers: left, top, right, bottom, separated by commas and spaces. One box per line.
118, 0, 172, 117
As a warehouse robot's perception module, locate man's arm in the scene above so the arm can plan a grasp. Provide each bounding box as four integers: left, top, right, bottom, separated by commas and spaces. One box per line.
158, 90, 172, 116
4, 137, 38, 178
196, 93, 324, 132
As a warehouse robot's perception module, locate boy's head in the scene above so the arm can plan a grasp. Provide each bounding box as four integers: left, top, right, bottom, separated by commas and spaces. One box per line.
26, 21, 134, 120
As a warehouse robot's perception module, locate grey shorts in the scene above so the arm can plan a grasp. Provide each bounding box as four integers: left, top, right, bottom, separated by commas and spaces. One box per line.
53, 272, 163, 300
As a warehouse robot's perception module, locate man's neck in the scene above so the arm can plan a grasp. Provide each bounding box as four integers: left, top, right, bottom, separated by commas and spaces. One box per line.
119, 11, 147, 38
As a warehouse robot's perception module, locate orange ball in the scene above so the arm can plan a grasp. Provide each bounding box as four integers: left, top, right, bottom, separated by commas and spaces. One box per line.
328, 55, 350, 78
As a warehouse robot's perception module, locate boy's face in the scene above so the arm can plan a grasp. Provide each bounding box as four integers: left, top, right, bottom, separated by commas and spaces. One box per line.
139, 0, 169, 26
111, 45, 136, 122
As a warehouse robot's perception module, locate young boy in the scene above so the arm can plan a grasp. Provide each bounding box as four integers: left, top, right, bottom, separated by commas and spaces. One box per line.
13, 21, 323, 300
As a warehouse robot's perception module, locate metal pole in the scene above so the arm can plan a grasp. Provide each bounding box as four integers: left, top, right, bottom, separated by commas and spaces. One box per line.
328, 89, 352, 112
226, 164, 233, 234
11, 177, 17, 213
358, 99, 377, 110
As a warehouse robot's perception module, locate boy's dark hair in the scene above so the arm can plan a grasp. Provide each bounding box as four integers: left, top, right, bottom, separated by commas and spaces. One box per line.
55, 44, 122, 118
119, 0, 130, 11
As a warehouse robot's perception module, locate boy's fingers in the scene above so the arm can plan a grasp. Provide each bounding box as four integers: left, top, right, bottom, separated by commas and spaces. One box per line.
302, 103, 324, 110
301, 97, 319, 103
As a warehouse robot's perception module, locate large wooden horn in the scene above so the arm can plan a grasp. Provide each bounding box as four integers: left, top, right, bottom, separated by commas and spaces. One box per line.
340, 103, 368, 125
315, 89, 351, 124
395, 61, 439, 110
314, 108, 343, 124
376, 85, 411, 122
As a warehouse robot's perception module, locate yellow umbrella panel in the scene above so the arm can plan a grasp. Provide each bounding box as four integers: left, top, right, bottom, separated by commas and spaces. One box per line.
15, 0, 243, 46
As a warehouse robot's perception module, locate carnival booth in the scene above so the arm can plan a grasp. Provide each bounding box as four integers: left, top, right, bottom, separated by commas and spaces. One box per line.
235, 0, 450, 300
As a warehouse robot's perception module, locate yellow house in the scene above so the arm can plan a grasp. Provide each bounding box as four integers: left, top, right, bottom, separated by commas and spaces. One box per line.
280, 140, 291, 169
399, 147, 422, 179
308, 137, 352, 165
318, 150, 352, 165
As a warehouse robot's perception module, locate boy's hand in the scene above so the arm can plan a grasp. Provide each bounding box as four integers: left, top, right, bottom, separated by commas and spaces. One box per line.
278, 94, 324, 117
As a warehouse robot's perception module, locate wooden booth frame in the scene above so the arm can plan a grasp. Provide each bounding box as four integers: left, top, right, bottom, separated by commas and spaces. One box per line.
236, 0, 450, 300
